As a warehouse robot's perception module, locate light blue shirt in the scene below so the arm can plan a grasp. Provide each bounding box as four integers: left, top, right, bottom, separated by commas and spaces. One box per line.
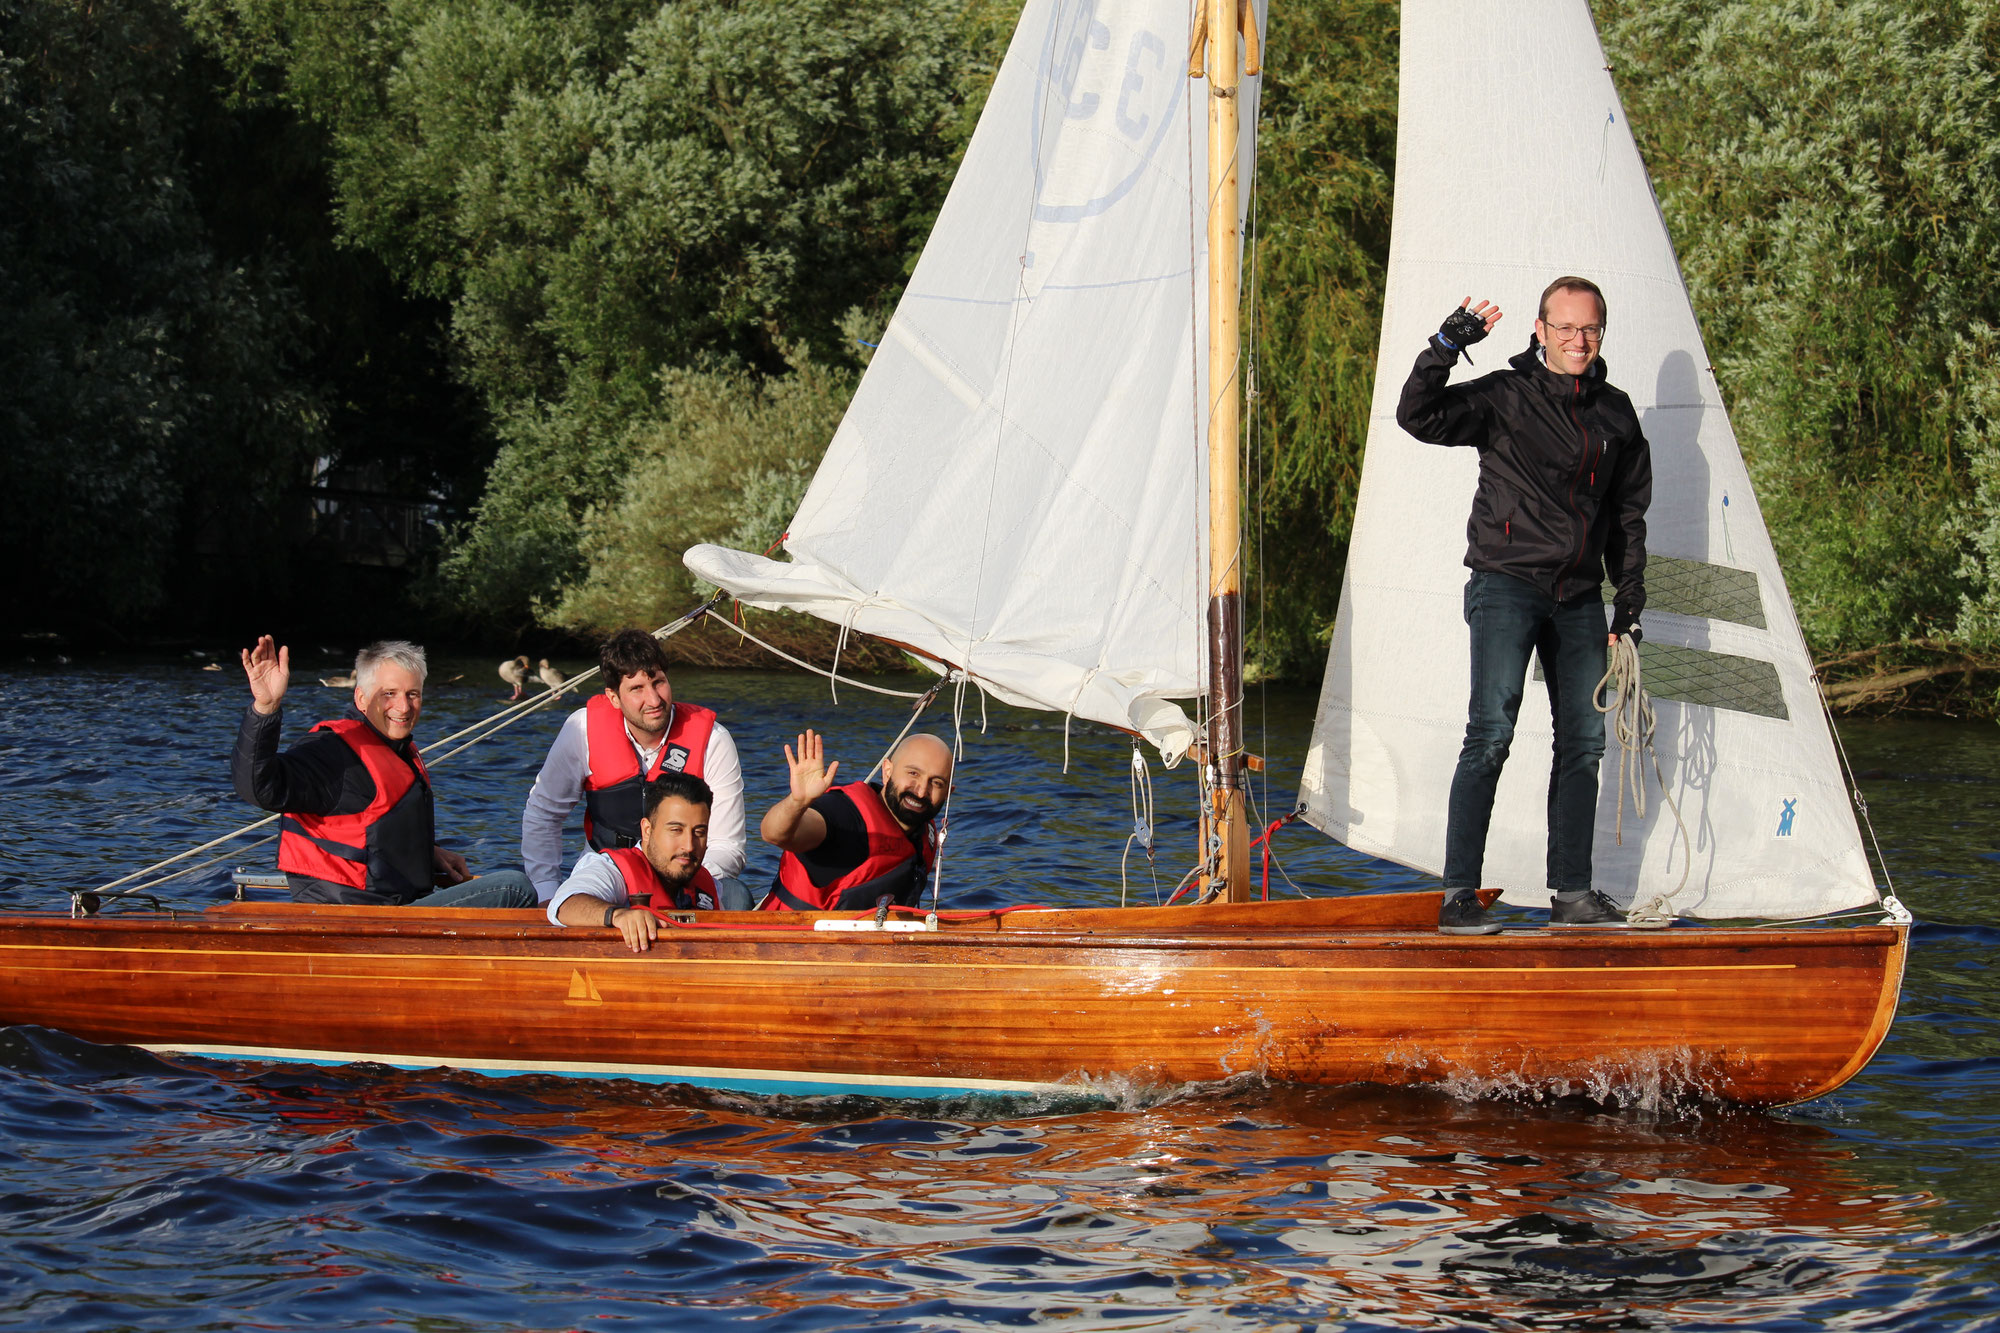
546, 850, 628, 927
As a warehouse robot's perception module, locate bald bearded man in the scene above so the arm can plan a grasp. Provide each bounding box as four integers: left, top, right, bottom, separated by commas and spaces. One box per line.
758, 730, 952, 912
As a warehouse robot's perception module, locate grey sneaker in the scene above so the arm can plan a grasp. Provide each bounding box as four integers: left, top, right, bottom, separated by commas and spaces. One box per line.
1439, 892, 1503, 936
1549, 889, 1627, 927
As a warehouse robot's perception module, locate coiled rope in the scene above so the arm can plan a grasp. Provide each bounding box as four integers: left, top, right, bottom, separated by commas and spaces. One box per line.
1121, 743, 1159, 907
1592, 633, 1692, 927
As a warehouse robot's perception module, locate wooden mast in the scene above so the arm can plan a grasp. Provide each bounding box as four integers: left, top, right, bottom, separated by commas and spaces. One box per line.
1196, 0, 1254, 900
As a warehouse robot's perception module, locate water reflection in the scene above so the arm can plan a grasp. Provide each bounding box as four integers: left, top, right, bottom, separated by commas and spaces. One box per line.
6, 1034, 1937, 1330
1, 664, 1996, 1328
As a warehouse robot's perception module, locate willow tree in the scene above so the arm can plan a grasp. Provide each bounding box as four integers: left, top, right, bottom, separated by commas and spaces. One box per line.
1599, 0, 2000, 659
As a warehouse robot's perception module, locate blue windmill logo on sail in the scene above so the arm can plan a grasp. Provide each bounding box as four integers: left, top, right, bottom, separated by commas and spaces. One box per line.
1777, 798, 1798, 837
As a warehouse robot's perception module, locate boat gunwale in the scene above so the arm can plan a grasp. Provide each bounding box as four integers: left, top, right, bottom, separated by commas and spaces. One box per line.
0, 905, 1908, 958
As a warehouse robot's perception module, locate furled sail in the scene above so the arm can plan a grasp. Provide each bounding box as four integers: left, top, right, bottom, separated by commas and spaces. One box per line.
687, 0, 1262, 762
1297, 0, 1877, 918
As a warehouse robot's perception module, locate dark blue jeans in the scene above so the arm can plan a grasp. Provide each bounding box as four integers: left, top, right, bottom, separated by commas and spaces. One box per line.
411, 870, 538, 909
1442, 571, 1608, 894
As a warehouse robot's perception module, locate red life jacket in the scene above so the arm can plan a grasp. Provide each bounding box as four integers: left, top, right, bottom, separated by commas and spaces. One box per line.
604, 845, 718, 912
277, 717, 434, 903
581, 694, 717, 852
764, 781, 936, 912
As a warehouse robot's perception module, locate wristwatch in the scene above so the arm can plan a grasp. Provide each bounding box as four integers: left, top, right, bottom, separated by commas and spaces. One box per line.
602, 903, 619, 929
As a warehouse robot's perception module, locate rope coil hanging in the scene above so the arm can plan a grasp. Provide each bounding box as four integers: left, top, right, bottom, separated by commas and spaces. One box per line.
1592, 633, 1691, 927
1121, 743, 1159, 907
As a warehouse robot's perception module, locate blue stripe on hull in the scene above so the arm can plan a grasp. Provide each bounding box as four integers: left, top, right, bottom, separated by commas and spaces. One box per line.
144, 1043, 1070, 1101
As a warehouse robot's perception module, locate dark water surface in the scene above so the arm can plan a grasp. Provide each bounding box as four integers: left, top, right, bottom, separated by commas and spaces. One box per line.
1, 658, 1996, 1329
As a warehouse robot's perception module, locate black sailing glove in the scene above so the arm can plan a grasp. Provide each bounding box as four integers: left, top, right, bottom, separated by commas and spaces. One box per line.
1611, 609, 1643, 644
1434, 306, 1489, 365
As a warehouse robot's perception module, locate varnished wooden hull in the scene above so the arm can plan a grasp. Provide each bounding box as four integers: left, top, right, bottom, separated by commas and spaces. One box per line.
0, 893, 1906, 1105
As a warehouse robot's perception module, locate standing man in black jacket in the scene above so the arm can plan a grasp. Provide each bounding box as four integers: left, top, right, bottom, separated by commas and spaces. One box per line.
1396, 276, 1652, 935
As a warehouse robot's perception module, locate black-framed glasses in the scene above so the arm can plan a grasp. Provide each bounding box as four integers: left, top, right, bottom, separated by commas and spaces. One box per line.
1545, 323, 1605, 343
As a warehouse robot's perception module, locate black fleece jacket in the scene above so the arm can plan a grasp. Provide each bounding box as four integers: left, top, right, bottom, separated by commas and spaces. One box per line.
231, 705, 434, 905
1397, 336, 1651, 631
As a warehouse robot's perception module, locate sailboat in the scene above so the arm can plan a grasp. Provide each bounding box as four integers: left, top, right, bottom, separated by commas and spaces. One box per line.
0, 0, 1905, 1107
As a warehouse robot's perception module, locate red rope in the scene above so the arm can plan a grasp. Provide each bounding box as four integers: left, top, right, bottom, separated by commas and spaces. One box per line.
1161, 813, 1298, 906
1250, 812, 1298, 902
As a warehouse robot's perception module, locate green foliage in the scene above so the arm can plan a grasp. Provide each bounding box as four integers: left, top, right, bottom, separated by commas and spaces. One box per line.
546, 344, 853, 633
188, 0, 990, 627
118, 0, 2000, 696
1953, 324, 2000, 645
1597, 0, 2000, 653
0, 0, 323, 629
1244, 0, 1398, 677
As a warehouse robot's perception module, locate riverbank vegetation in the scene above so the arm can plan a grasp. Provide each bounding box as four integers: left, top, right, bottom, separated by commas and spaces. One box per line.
5, 0, 1998, 709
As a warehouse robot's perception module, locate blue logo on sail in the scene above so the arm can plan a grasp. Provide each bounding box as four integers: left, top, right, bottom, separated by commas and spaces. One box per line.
1777, 798, 1797, 837
1030, 0, 1186, 222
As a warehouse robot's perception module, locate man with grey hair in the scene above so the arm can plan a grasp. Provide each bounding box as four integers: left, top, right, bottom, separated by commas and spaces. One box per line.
232, 634, 537, 907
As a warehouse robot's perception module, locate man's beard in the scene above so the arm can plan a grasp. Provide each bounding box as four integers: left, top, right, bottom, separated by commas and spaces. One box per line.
647, 854, 698, 887
885, 780, 940, 826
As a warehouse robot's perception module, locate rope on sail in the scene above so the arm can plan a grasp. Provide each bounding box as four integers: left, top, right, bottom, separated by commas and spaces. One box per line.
75, 595, 725, 914
700, 609, 926, 698
1592, 632, 1693, 926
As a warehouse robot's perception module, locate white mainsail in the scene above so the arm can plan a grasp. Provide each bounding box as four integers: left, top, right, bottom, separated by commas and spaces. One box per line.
1297, 0, 1877, 919
687, 0, 1262, 762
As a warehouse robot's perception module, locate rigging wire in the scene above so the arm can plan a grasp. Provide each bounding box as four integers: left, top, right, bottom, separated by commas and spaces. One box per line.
1813, 670, 1911, 925
1244, 39, 1271, 850
1184, 0, 1217, 887
871, 674, 953, 775
1242, 780, 1316, 899
926, 676, 976, 910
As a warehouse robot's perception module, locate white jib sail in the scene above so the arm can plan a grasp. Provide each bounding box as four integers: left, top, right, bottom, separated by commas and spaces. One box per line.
686, 0, 1262, 763
1297, 0, 1877, 919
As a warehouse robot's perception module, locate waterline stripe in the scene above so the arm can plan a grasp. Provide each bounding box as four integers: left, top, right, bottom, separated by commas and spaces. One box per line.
145, 1042, 1068, 1099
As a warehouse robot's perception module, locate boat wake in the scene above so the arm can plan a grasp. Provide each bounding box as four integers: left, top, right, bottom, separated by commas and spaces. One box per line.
1421, 1045, 1738, 1116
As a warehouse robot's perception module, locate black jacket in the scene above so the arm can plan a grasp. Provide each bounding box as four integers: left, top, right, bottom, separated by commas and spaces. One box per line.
231, 705, 435, 905
1397, 336, 1651, 630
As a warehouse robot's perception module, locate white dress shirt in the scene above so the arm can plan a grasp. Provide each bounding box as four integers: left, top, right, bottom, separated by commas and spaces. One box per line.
520, 703, 746, 901
545, 849, 628, 926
